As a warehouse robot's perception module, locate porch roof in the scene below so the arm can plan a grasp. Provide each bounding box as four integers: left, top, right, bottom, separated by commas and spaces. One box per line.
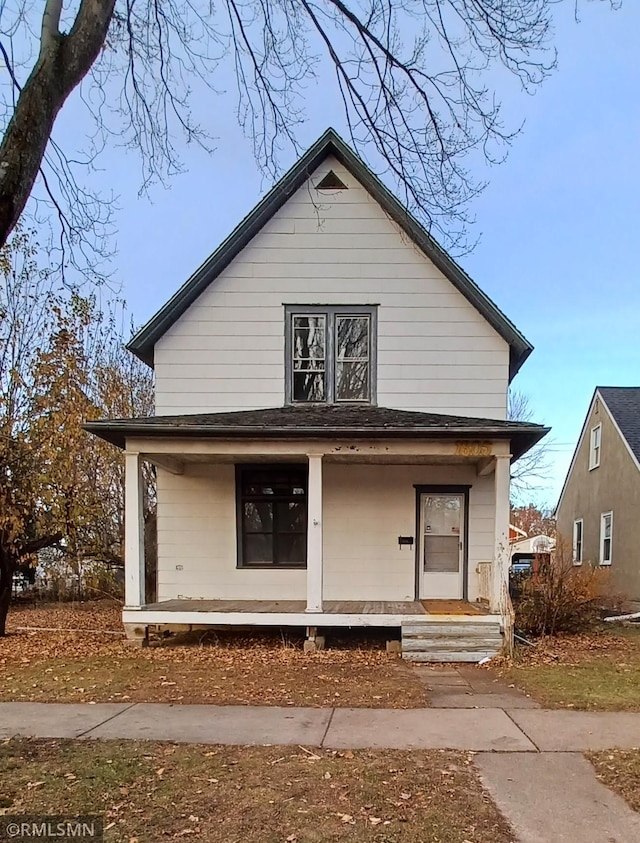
84, 404, 548, 460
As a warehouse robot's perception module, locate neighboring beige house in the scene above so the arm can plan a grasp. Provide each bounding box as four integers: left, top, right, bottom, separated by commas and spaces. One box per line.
557, 387, 640, 604
86, 129, 548, 660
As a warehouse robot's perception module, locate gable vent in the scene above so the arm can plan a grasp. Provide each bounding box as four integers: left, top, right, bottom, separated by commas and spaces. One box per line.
316, 170, 348, 190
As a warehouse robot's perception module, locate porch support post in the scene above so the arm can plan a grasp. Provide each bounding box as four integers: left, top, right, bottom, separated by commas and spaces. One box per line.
491, 454, 511, 613
306, 453, 324, 613
124, 451, 145, 610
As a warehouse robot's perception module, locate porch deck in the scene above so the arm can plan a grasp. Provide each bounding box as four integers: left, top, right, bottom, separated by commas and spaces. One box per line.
125, 598, 495, 629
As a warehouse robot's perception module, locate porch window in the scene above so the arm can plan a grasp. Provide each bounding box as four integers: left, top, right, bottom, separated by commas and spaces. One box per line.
237, 465, 307, 567
286, 306, 376, 403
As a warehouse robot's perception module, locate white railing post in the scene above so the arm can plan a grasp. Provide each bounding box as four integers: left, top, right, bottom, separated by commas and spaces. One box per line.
124, 451, 145, 609
492, 454, 511, 614
306, 453, 324, 613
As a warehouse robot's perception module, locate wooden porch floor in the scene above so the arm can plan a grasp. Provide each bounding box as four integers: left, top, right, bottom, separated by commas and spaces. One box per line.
142, 599, 489, 616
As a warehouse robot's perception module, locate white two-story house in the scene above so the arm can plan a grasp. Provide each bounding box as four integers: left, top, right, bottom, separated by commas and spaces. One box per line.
87, 129, 548, 660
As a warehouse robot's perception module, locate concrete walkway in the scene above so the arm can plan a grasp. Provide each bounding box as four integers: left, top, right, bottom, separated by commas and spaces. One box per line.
3, 700, 640, 842
477, 752, 640, 843
1, 701, 640, 751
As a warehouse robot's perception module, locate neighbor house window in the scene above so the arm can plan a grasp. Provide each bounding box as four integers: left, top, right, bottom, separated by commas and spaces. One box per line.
589, 424, 601, 469
572, 519, 583, 565
599, 511, 613, 565
236, 466, 307, 567
286, 306, 376, 403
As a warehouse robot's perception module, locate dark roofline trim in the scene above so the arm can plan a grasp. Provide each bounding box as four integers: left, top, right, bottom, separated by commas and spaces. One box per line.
127, 128, 533, 380
597, 387, 640, 473
84, 419, 549, 461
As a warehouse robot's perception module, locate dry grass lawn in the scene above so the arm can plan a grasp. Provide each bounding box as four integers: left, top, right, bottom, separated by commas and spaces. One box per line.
588, 750, 640, 813
495, 626, 640, 711
0, 601, 429, 708
0, 739, 514, 843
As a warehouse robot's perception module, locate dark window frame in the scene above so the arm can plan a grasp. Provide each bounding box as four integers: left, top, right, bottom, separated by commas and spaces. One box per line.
284, 304, 378, 405
236, 464, 308, 569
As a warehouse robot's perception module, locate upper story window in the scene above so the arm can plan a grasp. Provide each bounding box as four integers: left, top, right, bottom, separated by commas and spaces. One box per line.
589, 423, 601, 470
285, 306, 377, 404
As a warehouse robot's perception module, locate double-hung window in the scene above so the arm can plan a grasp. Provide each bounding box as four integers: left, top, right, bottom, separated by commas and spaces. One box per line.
286, 306, 376, 403
600, 511, 613, 565
572, 519, 583, 565
237, 466, 307, 568
589, 424, 601, 469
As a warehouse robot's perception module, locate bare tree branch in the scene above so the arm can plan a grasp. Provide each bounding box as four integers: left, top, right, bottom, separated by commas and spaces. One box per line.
508, 387, 552, 501
0, 0, 621, 274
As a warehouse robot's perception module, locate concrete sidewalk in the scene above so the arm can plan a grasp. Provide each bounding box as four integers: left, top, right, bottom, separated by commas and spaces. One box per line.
1, 701, 640, 751
477, 752, 640, 843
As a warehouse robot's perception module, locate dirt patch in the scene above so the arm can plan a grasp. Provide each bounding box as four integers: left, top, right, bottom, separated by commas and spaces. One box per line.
0, 738, 514, 843
0, 602, 428, 708
588, 750, 640, 813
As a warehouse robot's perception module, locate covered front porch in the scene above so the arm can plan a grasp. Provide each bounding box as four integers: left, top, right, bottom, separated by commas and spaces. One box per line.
85, 404, 548, 655
125, 597, 494, 629
119, 435, 513, 621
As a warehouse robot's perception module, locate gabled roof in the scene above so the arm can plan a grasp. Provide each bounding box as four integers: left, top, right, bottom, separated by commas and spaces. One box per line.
597, 387, 640, 465
555, 386, 640, 513
84, 404, 549, 460
128, 128, 533, 379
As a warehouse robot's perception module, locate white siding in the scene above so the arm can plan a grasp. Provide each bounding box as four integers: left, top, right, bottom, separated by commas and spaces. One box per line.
154, 156, 509, 418
156, 463, 494, 603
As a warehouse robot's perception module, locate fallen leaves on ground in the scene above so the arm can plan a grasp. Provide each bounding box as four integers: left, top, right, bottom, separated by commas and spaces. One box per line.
491, 626, 640, 711
588, 750, 640, 813
496, 630, 637, 668
0, 601, 429, 708
0, 739, 515, 843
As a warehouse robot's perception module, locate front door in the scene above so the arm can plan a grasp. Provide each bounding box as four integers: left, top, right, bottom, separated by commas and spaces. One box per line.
418, 492, 464, 599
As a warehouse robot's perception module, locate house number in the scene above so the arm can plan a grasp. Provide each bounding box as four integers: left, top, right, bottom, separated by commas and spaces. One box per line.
455, 441, 492, 457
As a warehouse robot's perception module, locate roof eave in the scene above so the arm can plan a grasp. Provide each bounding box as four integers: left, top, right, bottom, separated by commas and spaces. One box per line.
127, 128, 533, 378
83, 420, 549, 460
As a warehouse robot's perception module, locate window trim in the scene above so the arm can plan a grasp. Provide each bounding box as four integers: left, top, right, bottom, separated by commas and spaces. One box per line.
284, 304, 378, 405
572, 518, 583, 566
235, 464, 308, 569
599, 511, 613, 566
589, 423, 602, 470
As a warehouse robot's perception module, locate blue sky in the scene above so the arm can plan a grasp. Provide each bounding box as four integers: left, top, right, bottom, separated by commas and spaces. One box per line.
50, 0, 640, 508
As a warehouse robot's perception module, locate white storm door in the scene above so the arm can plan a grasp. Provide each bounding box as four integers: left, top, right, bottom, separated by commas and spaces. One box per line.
419, 493, 464, 599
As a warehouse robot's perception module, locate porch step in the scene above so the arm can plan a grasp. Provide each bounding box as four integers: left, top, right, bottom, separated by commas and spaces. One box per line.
400, 620, 503, 663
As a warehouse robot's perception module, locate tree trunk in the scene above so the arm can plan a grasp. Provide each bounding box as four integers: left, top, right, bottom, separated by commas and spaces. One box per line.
0, 551, 17, 637
0, 0, 116, 247
0, 534, 62, 635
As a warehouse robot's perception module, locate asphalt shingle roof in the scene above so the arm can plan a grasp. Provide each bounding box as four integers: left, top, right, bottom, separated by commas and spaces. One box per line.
598, 387, 640, 463
84, 404, 549, 461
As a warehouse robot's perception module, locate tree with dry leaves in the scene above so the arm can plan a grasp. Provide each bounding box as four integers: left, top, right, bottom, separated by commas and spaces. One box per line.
511, 502, 555, 537
0, 0, 618, 273
0, 230, 62, 633
0, 231, 153, 634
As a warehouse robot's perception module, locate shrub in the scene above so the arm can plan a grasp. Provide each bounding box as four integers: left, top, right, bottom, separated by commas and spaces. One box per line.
514, 535, 621, 637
